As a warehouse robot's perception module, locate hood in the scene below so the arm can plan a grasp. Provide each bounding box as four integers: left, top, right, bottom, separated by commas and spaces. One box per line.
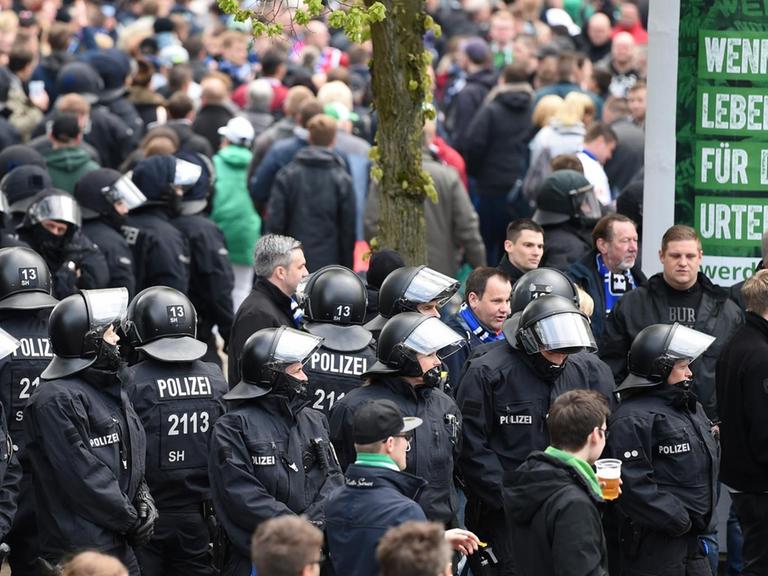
45, 147, 94, 173
294, 146, 344, 167
505, 452, 600, 525
217, 144, 253, 168
467, 68, 498, 90
485, 83, 533, 108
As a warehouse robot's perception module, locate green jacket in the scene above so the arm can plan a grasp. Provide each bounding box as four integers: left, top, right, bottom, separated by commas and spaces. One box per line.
43, 147, 100, 194
212, 145, 261, 265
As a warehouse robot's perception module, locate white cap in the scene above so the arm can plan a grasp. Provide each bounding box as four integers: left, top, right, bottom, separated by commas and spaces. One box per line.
545, 8, 581, 36
218, 116, 255, 147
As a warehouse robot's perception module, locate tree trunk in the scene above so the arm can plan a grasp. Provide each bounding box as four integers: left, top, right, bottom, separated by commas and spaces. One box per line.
365, 0, 430, 265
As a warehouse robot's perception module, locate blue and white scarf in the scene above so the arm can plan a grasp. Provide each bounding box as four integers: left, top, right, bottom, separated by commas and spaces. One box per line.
458, 302, 505, 344
597, 254, 637, 314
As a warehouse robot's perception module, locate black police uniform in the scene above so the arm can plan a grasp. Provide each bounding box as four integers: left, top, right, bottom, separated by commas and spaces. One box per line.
123, 207, 191, 294
84, 219, 137, 298
455, 340, 615, 575
209, 394, 343, 576
303, 323, 377, 416
24, 369, 147, 573
172, 214, 234, 363
330, 375, 462, 526
0, 399, 19, 553
123, 358, 227, 576
606, 385, 718, 576
0, 310, 52, 573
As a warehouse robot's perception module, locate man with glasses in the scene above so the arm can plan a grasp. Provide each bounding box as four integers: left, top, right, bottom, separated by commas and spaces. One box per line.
504, 389, 611, 576
250, 516, 324, 576
325, 399, 479, 576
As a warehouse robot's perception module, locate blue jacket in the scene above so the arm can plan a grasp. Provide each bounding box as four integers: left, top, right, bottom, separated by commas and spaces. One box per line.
325, 463, 427, 576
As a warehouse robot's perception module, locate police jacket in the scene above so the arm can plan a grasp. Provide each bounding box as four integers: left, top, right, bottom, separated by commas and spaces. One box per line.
0, 310, 52, 459
455, 341, 615, 509
600, 273, 743, 418
567, 250, 647, 349
228, 277, 294, 385
208, 393, 343, 558
123, 358, 227, 508
24, 368, 146, 557
716, 311, 768, 492
605, 384, 719, 536
303, 322, 377, 417
539, 222, 593, 271
172, 214, 235, 349
504, 452, 608, 576
83, 220, 137, 299
329, 375, 462, 525
325, 464, 427, 576
18, 228, 110, 300
122, 206, 191, 294
0, 400, 20, 542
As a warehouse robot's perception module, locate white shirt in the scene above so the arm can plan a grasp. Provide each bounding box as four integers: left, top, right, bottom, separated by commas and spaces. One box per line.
577, 151, 612, 206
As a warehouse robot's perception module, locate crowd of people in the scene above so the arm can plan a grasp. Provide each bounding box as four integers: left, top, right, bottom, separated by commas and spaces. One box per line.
0, 0, 764, 576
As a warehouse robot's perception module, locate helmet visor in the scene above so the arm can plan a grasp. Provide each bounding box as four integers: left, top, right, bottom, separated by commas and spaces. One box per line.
666, 325, 715, 362
401, 317, 466, 360
82, 287, 129, 331
0, 191, 9, 216
572, 184, 602, 221
530, 311, 596, 353
28, 195, 82, 228
271, 327, 324, 367
403, 268, 459, 307
174, 158, 203, 187
0, 327, 19, 361
104, 175, 147, 210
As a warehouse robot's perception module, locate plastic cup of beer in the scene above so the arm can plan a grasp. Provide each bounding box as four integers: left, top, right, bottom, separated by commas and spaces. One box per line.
594, 458, 621, 500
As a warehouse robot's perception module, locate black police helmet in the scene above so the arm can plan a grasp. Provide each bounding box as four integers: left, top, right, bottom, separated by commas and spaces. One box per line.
515, 294, 596, 355
1, 165, 52, 213
365, 266, 459, 331
132, 156, 176, 202
0, 145, 46, 180
20, 189, 82, 231
532, 169, 600, 226
226, 326, 323, 401
502, 268, 580, 341
0, 247, 58, 311
81, 49, 130, 101
125, 286, 206, 362
74, 168, 122, 219
56, 61, 104, 104
363, 312, 465, 378
617, 323, 715, 392
300, 265, 367, 325
42, 287, 128, 379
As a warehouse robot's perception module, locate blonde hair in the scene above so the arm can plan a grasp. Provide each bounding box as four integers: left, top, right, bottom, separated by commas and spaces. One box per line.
61, 552, 128, 576
576, 286, 594, 318
742, 269, 768, 314
532, 95, 564, 128
317, 80, 354, 111
564, 92, 595, 123
552, 95, 587, 126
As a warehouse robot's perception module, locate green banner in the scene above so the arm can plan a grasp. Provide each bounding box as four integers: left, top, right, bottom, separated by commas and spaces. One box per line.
676, 0, 768, 258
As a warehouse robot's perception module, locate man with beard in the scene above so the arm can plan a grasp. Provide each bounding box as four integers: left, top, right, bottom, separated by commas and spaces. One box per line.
568, 214, 646, 349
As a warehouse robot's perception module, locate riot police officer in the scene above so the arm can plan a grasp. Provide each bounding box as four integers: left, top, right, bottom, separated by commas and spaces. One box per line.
605, 323, 719, 576
0, 164, 50, 234
171, 151, 234, 366
74, 168, 147, 298
0, 326, 21, 569
209, 326, 343, 576
17, 190, 109, 298
24, 288, 156, 574
330, 312, 465, 525
456, 294, 614, 575
364, 265, 460, 338
0, 247, 57, 573
298, 265, 376, 416
127, 155, 192, 294
122, 286, 227, 576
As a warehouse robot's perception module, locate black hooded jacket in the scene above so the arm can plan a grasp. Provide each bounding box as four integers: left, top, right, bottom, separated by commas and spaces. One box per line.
504, 452, 608, 576
460, 85, 534, 193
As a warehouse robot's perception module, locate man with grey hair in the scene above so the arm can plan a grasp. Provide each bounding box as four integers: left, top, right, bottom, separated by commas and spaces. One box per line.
228, 234, 308, 384
242, 79, 274, 140
729, 229, 768, 310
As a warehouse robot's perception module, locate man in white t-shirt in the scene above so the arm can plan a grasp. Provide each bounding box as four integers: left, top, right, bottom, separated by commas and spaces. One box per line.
577, 123, 618, 206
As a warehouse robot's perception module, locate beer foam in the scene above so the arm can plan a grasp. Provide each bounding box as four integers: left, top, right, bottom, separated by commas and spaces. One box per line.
595, 466, 620, 479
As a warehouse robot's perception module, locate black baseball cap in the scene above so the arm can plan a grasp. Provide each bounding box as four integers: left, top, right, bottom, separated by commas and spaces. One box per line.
352, 399, 422, 444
